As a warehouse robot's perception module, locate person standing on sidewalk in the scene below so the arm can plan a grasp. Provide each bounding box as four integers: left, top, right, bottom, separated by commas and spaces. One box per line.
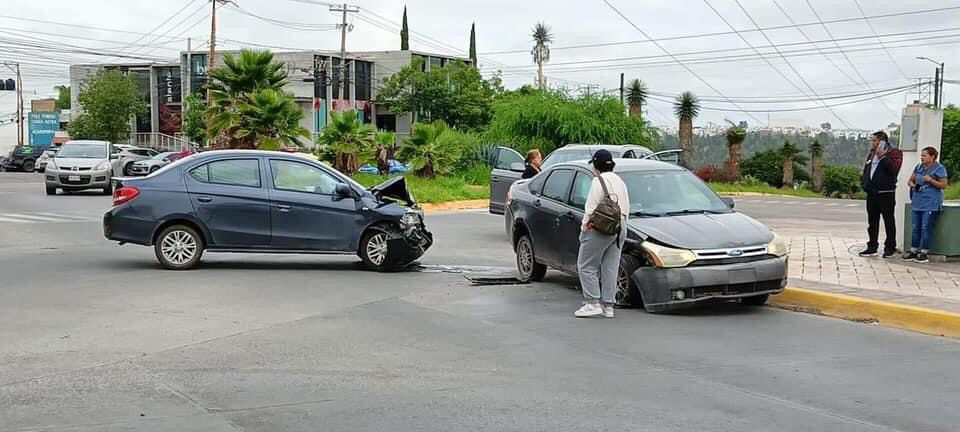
903, 147, 949, 263
575, 150, 629, 318
522, 149, 542, 179
860, 131, 902, 258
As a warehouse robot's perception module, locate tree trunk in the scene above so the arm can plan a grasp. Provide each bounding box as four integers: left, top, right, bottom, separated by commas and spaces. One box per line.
725, 142, 742, 181
537, 58, 545, 90
679, 119, 693, 169
812, 155, 824, 193
628, 104, 640, 118
376, 148, 390, 175
782, 156, 794, 188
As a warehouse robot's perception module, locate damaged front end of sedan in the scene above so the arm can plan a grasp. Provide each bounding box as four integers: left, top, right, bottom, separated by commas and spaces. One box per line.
364, 177, 434, 269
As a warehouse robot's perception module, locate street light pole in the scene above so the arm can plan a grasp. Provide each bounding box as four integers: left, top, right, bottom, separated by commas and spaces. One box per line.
917, 56, 945, 109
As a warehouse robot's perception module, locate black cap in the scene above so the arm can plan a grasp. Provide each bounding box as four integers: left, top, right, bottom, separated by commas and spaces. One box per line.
590, 149, 615, 169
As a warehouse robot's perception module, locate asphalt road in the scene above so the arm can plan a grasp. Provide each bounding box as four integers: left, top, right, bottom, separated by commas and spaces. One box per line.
1, 171, 957, 432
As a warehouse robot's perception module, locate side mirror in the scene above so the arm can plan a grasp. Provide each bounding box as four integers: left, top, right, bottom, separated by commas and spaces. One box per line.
110, 154, 120, 160
509, 162, 525, 172
721, 197, 735, 209
334, 182, 355, 199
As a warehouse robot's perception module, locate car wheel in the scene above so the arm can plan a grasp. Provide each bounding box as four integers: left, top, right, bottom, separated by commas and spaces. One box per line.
21, 159, 34, 172
741, 294, 769, 306
616, 255, 642, 307
155, 225, 204, 270
45, 185, 57, 195
360, 230, 393, 271
515, 234, 547, 282
123, 162, 134, 176
149, 166, 159, 174
102, 180, 114, 195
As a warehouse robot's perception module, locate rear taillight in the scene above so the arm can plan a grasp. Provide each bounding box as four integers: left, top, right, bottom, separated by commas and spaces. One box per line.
112, 186, 140, 206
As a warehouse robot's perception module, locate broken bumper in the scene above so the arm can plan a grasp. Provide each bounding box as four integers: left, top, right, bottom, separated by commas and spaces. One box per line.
632, 256, 788, 312
383, 221, 434, 266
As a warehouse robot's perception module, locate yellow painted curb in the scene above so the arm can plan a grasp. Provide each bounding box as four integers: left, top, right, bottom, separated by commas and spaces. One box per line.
420, 199, 490, 213
770, 287, 960, 339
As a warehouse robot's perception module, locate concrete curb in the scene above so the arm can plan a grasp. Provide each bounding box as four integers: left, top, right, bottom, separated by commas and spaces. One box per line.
770, 287, 960, 339
421, 199, 489, 213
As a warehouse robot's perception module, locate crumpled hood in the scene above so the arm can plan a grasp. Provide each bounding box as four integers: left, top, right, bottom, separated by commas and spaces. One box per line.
368, 176, 416, 207
50, 157, 107, 169
628, 212, 773, 249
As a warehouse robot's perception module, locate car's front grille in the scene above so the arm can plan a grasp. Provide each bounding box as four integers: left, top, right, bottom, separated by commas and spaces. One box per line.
693, 245, 768, 261
58, 167, 92, 171
59, 175, 92, 185
689, 255, 773, 266
692, 279, 782, 298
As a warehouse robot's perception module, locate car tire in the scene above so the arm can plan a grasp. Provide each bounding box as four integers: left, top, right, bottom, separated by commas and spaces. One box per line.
154, 225, 204, 270
616, 254, 642, 307
123, 162, 134, 176
21, 159, 34, 172
360, 229, 396, 271
515, 234, 547, 282
149, 166, 160, 174
45, 185, 56, 195
102, 181, 113, 195
741, 294, 770, 306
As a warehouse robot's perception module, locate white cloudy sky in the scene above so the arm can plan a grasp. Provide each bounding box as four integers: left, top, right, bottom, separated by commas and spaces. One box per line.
1, 0, 958, 147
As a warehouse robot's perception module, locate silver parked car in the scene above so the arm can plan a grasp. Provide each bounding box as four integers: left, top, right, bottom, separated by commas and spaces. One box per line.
44, 140, 117, 195
128, 151, 180, 176
35, 148, 59, 172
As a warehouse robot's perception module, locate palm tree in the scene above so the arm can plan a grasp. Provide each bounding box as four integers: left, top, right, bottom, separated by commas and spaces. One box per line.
206, 49, 290, 148
398, 121, 464, 178
530, 22, 553, 90
724, 125, 747, 180
673, 91, 700, 169
317, 110, 376, 175
221, 89, 310, 150
371, 131, 396, 175
810, 139, 825, 193
626, 79, 647, 118
781, 140, 800, 188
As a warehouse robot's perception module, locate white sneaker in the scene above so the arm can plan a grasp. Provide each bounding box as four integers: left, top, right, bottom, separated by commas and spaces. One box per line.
601, 304, 615, 318
575, 303, 603, 318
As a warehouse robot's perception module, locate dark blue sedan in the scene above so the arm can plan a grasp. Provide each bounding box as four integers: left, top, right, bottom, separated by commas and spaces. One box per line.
103, 150, 433, 271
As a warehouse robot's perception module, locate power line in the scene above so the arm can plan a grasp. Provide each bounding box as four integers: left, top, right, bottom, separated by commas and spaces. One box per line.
601, 0, 764, 125
482, 5, 960, 55
227, 4, 339, 31
116, 0, 198, 53
0, 14, 188, 41
851, 0, 910, 80
771, 0, 861, 87
730, 0, 853, 128
133, 0, 211, 57
646, 85, 913, 113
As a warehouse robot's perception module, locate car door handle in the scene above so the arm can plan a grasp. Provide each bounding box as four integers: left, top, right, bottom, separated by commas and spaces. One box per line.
534, 199, 541, 207
491, 176, 500, 181
196, 196, 213, 203
564, 211, 578, 220
277, 204, 291, 212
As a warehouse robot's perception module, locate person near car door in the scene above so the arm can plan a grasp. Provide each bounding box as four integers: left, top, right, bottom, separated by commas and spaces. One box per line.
522, 149, 542, 179
860, 131, 901, 258
575, 149, 630, 318
903, 147, 949, 263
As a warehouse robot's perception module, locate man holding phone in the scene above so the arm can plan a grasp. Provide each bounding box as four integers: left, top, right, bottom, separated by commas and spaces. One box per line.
860, 131, 901, 258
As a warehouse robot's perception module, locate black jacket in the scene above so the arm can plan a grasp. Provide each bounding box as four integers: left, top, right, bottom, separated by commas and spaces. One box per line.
861, 150, 897, 194
522, 163, 540, 179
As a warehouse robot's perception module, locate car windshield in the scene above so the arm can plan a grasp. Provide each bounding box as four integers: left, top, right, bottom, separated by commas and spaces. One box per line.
621, 170, 731, 217
56, 143, 107, 158
542, 150, 595, 169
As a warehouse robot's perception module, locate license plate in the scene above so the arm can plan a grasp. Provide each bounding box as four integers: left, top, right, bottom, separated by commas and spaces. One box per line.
68, 175, 80, 182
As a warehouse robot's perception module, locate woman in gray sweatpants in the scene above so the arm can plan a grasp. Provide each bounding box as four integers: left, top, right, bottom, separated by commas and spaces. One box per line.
575, 150, 630, 318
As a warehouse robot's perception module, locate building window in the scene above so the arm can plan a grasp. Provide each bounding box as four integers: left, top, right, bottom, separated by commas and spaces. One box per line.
354, 61, 371, 101
332, 57, 351, 100
429, 56, 442, 70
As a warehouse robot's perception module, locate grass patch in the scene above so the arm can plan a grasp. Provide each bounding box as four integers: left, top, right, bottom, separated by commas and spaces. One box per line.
352, 173, 489, 204
947, 183, 960, 201
708, 182, 824, 198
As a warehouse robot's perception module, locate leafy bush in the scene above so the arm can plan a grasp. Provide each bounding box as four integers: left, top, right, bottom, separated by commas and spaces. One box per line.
736, 175, 767, 188
695, 164, 738, 183
823, 165, 862, 197
398, 121, 466, 178
741, 149, 809, 187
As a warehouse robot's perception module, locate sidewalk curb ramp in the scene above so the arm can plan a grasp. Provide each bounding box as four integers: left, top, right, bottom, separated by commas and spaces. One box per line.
771, 288, 960, 339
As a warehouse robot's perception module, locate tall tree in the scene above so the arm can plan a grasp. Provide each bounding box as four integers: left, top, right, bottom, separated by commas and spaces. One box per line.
181, 93, 206, 145
810, 138, 825, 192
209, 88, 309, 150
530, 22, 553, 90
725, 125, 747, 180
400, 6, 409, 50
469, 23, 477, 67
781, 140, 800, 188
205, 49, 292, 149
317, 110, 375, 174
625, 79, 646, 118
55, 85, 70, 110
398, 121, 464, 178
673, 91, 700, 169
67, 70, 146, 143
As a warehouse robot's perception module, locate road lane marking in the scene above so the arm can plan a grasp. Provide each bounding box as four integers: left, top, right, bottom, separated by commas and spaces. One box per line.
0, 211, 102, 224
3, 213, 64, 222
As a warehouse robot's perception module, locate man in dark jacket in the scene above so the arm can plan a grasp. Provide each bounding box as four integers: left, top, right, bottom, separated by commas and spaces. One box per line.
860, 131, 899, 257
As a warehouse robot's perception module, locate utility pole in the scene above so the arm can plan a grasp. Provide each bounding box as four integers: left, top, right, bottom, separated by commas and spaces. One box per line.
330, 3, 358, 111
15, 63, 22, 145
619, 73, 624, 107
184, 37, 192, 132
207, 0, 232, 107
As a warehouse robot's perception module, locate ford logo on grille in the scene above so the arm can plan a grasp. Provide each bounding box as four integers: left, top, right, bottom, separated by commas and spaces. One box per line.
727, 249, 744, 257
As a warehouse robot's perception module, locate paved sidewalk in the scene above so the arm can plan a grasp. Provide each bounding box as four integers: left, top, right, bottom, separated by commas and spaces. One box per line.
783, 233, 960, 314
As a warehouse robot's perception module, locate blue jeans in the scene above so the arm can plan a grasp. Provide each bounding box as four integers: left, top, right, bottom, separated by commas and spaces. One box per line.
911, 210, 940, 252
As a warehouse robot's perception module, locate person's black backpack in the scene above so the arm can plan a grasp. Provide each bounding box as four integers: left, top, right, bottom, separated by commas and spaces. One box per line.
589, 176, 623, 235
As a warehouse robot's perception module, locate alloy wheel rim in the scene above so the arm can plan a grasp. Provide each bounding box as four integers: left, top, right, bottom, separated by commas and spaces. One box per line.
518, 239, 533, 277
616, 266, 629, 304
161, 230, 197, 265
366, 233, 388, 266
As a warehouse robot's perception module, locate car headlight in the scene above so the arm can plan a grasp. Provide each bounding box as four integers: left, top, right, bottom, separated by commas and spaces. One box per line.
47, 160, 58, 170
767, 233, 788, 257
401, 211, 421, 226
641, 241, 697, 268
95, 161, 111, 171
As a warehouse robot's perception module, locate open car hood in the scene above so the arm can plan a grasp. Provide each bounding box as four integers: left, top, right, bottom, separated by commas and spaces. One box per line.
368, 176, 417, 207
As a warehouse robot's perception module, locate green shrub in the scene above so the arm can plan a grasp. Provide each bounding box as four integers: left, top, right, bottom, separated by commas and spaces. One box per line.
741, 149, 809, 187
823, 165, 862, 197
946, 183, 960, 201
455, 164, 492, 185
736, 175, 767, 188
